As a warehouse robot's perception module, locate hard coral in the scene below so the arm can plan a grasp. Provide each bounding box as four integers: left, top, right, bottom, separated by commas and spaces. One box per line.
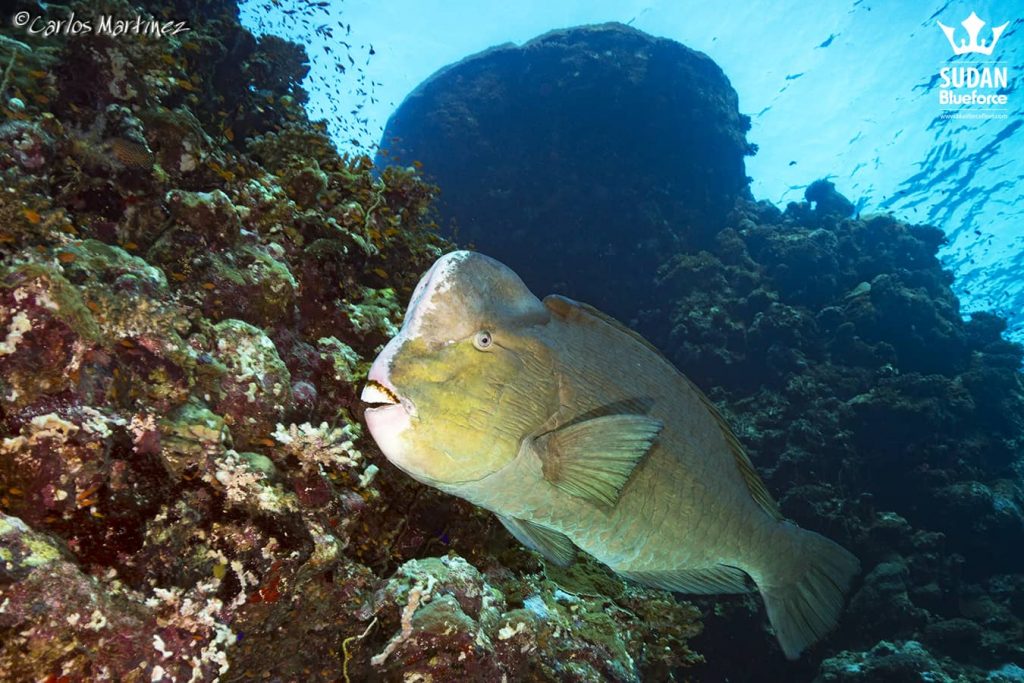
209, 319, 292, 449
5, 3, 682, 682
360, 554, 702, 682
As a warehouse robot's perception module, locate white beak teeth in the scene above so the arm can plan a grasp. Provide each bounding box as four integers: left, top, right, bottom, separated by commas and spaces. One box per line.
361, 381, 400, 406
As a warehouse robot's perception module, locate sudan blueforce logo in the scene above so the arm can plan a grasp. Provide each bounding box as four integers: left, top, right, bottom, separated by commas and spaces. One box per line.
935, 11, 1011, 116
938, 11, 1008, 55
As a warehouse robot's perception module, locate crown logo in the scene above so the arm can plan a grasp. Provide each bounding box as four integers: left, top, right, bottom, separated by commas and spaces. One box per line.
937, 11, 1009, 55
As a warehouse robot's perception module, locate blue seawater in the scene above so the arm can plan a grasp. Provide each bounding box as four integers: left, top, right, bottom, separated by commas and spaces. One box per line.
242, 0, 1024, 341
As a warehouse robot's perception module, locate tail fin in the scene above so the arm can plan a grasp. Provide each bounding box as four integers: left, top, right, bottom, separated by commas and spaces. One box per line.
757, 523, 860, 660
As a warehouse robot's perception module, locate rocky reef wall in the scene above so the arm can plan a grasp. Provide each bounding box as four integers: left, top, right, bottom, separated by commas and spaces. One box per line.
0, 2, 701, 681
379, 23, 756, 331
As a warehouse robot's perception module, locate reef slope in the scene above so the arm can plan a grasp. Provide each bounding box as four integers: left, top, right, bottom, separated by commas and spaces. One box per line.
0, 3, 701, 681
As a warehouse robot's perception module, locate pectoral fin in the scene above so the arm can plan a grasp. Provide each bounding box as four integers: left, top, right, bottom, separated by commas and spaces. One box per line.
545, 294, 783, 521
497, 515, 576, 566
535, 414, 662, 508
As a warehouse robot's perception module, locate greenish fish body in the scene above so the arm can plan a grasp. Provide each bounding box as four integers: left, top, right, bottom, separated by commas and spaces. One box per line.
362, 251, 859, 659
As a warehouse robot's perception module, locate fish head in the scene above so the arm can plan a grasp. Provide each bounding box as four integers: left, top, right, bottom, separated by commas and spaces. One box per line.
361, 251, 558, 486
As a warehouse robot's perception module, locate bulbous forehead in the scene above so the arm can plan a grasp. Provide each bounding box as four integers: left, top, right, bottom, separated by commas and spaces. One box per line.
402, 251, 549, 343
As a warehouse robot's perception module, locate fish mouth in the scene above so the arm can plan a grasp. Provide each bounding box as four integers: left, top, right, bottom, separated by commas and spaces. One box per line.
361, 379, 401, 409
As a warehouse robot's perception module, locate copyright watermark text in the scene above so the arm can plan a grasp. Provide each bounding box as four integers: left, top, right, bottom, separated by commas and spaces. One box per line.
10, 10, 190, 38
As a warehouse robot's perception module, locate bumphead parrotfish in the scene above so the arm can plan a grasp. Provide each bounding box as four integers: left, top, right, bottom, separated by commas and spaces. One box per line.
361, 250, 859, 659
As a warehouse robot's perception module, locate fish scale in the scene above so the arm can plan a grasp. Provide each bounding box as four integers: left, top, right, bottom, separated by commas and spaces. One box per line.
363, 250, 860, 659
535, 310, 762, 571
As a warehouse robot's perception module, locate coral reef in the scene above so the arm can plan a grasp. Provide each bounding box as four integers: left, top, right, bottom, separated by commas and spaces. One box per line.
0, 2, 703, 681
378, 22, 756, 329
3, 5, 1022, 682
654, 192, 1023, 682
363, 555, 700, 681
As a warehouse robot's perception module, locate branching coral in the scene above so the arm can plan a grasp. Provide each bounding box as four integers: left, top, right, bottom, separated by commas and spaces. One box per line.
272, 421, 362, 470
212, 449, 296, 514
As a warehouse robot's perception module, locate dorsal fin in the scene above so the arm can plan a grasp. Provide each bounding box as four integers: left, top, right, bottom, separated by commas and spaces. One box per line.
543, 294, 783, 521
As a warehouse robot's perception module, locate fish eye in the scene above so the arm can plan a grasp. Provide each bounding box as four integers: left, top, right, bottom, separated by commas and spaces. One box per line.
473, 330, 493, 351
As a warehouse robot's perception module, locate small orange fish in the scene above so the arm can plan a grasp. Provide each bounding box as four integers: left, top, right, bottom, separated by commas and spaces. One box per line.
373, 267, 388, 278
202, 282, 216, 290
207, 162, 236, 182
224, 127, 235, 142
123, 242, 138, 251
171, 272, 188, 282
23, 208, 41, 224
76, 482, 101, 503
28, 70, 48, 78
57, 252, 76, 263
